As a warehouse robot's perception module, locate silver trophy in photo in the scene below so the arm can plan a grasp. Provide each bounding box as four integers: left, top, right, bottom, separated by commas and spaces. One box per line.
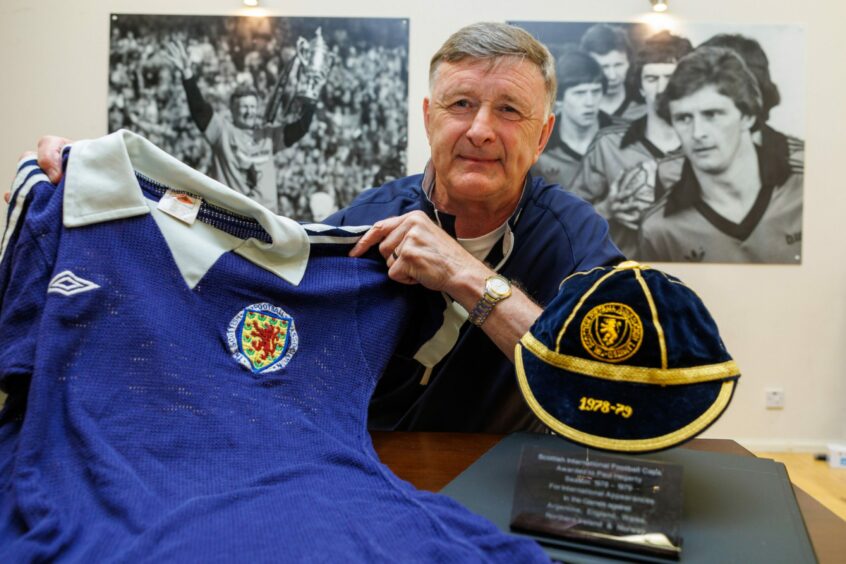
265, 27, 337, 124
294, 27, 336, 102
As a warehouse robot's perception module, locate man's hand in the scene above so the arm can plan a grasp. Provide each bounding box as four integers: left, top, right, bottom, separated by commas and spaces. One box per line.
164, 40, 193, 80
349, 211, 542, 362
5, 137, 70, 202
37, 136, 72, 185
3, 135, 71, 204
349, 211, 479, 293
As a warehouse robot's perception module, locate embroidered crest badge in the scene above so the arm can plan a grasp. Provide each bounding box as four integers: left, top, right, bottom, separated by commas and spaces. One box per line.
227, 303, 298, 374
580, 302, 643, 363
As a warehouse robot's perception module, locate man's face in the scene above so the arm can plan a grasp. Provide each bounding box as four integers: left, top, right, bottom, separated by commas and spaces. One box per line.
669, 84, 755, 175
233, 95, 259, 129
423, 58, 554, 210
589, 50, 629, 95
560, 82, 603, 128
640, 62, 677, 111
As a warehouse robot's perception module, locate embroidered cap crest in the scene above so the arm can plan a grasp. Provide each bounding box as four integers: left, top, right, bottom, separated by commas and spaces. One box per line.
580, 302, 643, 363
228, 303, 298, 374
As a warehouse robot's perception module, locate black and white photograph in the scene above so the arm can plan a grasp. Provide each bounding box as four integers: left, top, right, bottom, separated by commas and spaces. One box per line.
510, 20, 805, 264
108, 14, 409, 221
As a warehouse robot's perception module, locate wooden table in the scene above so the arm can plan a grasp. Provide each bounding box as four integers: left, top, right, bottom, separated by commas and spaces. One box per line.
372, 432, 846, 563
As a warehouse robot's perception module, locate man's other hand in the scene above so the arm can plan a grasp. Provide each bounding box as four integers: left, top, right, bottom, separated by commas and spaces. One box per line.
38, 136, 72, 184
5, 137, 70, 203
349, 211, 543, 363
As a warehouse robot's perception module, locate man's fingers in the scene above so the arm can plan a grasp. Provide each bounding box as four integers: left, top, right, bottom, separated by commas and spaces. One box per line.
36, 136, 71, 184
349, 212, 427, 258
349, 211, 456, 290
610, 194, 654, 229
386, 261, 418, 285
349, 217, 402, 257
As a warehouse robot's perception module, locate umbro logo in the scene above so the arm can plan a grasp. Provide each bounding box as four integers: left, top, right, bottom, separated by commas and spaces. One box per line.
47, 270, 100, 296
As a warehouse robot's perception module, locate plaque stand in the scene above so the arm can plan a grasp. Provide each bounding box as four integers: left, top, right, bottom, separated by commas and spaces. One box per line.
509, 445, 684, 560
441, 433, 817, 564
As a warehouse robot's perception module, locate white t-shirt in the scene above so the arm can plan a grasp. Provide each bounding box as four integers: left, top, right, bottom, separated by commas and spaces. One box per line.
457, 222, 507, 262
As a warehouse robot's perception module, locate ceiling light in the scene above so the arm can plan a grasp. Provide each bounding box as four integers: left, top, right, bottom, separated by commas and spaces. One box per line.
651, 0, 669, 12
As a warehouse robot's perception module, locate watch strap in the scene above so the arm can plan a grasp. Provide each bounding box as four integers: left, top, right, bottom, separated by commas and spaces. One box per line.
468, 275, 512, 327
468, 295, 497, 327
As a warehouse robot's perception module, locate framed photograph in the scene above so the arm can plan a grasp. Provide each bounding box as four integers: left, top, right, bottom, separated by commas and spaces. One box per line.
108, 14, 409, 221
510, 20, 804, 264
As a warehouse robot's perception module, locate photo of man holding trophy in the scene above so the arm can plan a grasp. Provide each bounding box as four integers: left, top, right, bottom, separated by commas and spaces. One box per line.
106, 14, 409, 219
166, 36, 321, 213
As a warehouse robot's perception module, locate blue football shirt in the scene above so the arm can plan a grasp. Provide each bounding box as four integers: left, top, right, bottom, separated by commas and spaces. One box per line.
0, 131, 547, 562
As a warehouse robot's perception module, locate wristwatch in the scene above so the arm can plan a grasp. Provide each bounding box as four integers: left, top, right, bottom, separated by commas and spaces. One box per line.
468, 275, 512, 327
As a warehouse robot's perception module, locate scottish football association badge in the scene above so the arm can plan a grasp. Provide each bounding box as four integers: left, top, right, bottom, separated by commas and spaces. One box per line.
580, 302, 643, 363
228, 303, 298, 374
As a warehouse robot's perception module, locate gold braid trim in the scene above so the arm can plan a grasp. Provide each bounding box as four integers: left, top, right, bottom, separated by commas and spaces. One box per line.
555, 268, 620, 351
520, 333, 739, 384
515, 344, 736, 452
634, 268, 667, 369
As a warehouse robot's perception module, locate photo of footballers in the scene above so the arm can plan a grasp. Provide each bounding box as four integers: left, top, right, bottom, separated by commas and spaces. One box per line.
509, 20, 805, 264
107, 14, 409, 221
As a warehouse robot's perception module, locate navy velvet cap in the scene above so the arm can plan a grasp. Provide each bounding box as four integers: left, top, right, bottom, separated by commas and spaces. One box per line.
515, 261, 740, 453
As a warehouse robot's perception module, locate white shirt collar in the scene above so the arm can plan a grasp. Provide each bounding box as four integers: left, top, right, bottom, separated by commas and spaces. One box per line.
63, 129, 310, 286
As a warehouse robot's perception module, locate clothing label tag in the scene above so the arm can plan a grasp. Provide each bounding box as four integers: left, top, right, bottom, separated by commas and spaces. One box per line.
158, 190, 202, 225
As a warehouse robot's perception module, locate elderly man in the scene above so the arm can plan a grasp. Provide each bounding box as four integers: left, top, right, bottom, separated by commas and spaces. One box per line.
640, 47, 803, 263
29, 23, 623, 433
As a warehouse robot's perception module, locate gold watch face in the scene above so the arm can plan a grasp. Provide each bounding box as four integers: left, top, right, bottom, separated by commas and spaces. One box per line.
486, 276, 511, 299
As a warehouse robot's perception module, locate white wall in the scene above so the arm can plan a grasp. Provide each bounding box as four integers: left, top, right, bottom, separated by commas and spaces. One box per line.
2, 0, 844, 450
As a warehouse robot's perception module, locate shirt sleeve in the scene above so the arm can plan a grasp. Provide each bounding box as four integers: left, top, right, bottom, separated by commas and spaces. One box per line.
181, 76, 214, 136
180, 77, 223, 146
0, 158, 61, 393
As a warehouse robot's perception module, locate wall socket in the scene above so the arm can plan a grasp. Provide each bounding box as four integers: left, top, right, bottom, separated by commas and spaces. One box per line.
765, 388, 785, 409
